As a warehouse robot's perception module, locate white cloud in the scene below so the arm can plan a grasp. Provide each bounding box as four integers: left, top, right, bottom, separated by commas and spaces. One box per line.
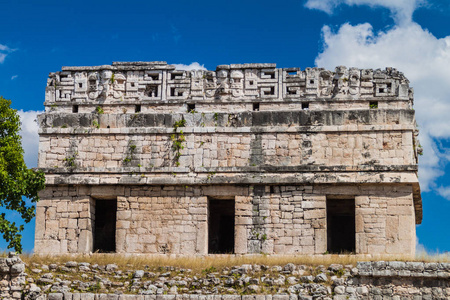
437, 186, 450, 200
17, 110, 42, 168
172, 62, 207, 71
0, 43, 13, 63
11, 75, 18, 80
310, 11, 450, 192
416, 236, 428, 256
305, 0, 425, 24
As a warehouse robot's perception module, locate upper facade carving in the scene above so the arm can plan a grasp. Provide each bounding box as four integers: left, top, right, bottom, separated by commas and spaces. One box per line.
45, 62, 412, 105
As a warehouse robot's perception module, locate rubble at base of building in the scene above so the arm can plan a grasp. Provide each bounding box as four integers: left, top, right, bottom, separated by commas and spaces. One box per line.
2, 254, 450, 300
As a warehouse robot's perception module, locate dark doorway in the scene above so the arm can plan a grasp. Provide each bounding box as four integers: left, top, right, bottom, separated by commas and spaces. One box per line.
208, 198, 235, 254
327, 198, 355, 253
94, 199, 117, 252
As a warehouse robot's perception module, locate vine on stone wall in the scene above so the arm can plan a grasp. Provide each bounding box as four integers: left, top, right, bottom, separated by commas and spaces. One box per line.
64, 152, 78, 169
123, 142, 137, 165
171, 119, 186, 166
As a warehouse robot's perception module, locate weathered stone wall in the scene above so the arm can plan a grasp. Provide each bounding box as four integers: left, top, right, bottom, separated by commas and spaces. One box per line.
6, 254, 450, 299
35, 184, 415, 256
0, 253, 28, 299
36, 62, 422, 256
45, 63, 410, 100
38, 116, 416, 170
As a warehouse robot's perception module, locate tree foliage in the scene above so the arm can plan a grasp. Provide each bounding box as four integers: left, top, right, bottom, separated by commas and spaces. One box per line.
0, 96, 45, 253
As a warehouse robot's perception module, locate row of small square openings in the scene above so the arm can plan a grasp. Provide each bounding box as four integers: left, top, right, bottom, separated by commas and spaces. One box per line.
188, 103, 309, 112
70, 101, 378, 114
71, 103, 311, 113
72, 105, 141, 113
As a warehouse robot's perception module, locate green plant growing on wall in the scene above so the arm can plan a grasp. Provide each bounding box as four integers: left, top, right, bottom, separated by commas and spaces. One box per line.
123, 142, 137, 165
415, 141, 424, 156
206, 171, 216, 181
369, 102, 378, 109
213, 112, 219, 126
92, 120, 100, 129
64, 152, 78, 168
110, 73, 115, 84
171, 119, 186, 167
95, 106, 104, 114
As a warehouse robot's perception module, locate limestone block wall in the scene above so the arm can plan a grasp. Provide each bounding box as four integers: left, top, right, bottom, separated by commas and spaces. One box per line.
37, 131, 414, 170
35, 184, 415, 256
35, 62, 422, 256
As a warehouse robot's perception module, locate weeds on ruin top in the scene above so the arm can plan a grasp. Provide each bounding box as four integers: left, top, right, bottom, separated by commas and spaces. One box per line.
19, 253, 450, 273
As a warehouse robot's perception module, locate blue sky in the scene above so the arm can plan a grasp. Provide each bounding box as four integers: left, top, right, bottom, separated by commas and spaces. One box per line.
1, 0, 450, 254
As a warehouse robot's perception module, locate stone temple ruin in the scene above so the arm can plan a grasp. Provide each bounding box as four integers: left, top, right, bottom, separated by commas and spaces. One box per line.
35, 62, 422, 256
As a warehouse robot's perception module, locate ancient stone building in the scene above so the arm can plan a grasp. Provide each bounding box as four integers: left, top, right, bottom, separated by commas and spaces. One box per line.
35, 62, 422, 256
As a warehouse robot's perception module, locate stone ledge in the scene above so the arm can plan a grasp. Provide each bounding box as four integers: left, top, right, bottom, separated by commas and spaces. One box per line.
38, 124, 417, 135
37, 110, 416, 131
44, 97, 409, 106
357, 261, 450, 277
43, 171, 420, 185
40, 165, 419, 174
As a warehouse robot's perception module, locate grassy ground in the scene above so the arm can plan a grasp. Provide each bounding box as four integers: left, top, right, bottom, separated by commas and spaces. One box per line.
19, 253, 450, 272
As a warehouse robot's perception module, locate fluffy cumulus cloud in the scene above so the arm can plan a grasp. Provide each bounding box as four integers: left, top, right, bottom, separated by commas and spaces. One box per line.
305, 0, 425, 24
172, 62, 207, 71
307, 2, 450, 193
17, 110, 42, 168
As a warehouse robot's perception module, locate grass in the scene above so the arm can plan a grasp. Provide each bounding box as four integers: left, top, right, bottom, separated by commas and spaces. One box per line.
19, 253, 450, 273
16, 252, 450, 296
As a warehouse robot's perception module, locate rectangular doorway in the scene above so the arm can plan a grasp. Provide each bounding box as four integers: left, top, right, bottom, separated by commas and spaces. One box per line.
93, 199, 117, 252
326, 198, 355, 253
208, 198, 235, 254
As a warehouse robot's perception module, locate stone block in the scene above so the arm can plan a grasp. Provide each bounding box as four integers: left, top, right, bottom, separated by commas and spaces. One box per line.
314, 229, 326, 253
48, 294, 64, 300
304, 209, 325, 219
78, 229, 93, 253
